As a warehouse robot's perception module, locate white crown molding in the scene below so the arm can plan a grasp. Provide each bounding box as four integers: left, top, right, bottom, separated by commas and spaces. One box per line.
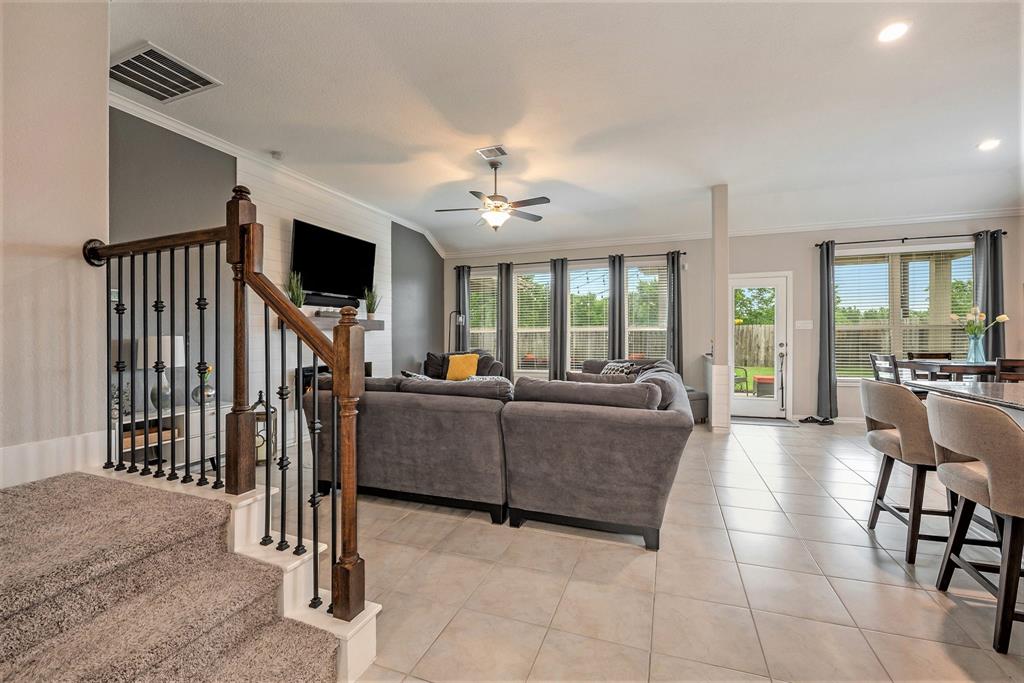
444, 206, 1023, 259
108, 91, 448, 258
444, 231, 704, 260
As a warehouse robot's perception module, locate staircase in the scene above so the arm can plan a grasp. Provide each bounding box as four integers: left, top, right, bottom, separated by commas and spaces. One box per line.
0, 472, 340, 682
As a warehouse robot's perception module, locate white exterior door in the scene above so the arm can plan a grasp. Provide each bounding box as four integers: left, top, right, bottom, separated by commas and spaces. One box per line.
729, 275, 790, 419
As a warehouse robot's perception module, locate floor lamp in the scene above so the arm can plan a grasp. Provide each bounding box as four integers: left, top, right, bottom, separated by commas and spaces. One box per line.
448, 311, 466, 353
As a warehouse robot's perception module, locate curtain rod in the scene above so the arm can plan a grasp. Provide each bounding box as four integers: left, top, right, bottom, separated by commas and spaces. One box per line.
454, 251, 685, 270
814, 230, 1007, 248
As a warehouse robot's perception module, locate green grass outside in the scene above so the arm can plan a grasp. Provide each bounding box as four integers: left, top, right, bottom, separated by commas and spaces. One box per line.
732, 366, 773, 394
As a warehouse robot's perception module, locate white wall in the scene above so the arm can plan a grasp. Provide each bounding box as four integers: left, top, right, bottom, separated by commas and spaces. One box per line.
239, 156, 393, 406
1, 2, 110, 486
444, 216, 1023, 421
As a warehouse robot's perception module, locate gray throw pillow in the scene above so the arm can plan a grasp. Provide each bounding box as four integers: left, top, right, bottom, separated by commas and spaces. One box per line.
635, 366, 684, 410
565, 371, 634, 384
514, 376, 661, 410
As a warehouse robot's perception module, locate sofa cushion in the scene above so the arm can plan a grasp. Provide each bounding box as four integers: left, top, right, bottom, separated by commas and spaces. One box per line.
446, 353, 480, 381
636, 366, 685, 410
514, 376, 661, 410
583, 358, 676, 375
400, 376, 514, 402
424, 349, 492, 379
366, 376, 401, 392
565, 371, 634, 384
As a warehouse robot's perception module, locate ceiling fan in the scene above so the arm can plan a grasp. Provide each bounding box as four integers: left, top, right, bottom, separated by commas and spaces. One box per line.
435, 161, 550, 230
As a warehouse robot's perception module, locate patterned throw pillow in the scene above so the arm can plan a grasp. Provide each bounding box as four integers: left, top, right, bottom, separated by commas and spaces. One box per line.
600, 361, 636, 375
400, 370, 431, 381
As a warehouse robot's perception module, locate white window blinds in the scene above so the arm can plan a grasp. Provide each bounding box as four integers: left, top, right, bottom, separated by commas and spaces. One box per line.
568, 262, 610, 369
834, 248, 973, 378
513, 268, 551, 374
625, 261, 668, 361
468, 269, 497, 353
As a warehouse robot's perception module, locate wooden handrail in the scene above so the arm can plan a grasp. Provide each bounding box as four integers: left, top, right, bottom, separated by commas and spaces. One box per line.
245, 272, 333, 363
83, 226, 230, 265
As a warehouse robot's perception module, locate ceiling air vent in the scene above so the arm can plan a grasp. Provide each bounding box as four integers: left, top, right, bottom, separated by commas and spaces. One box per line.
475, 145, 507, 160
109, 43, 220, 103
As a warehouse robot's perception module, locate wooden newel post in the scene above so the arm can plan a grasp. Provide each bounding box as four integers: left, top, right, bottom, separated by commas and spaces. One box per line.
225, 186, 259, 495
332, 306, 366, 621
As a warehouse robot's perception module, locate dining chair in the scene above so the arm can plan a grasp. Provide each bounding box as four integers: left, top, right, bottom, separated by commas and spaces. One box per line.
907, 351, 953, 380
927, 392, 1024, 653
996, 358, 1024, 382
860, 379, 950, 563
869, 353, 901, 384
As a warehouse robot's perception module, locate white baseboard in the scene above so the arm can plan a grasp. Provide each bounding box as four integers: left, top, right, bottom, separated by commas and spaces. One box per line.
0, 430, 105, 489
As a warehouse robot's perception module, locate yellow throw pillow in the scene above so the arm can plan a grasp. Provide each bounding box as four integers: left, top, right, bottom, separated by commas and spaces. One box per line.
446, 353, 479, 381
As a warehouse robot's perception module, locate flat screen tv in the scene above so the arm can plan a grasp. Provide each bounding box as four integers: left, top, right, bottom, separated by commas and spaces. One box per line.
290, 219, 376, 306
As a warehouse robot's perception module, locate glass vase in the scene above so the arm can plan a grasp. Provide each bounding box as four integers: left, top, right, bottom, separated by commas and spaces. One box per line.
966, 334, 986, 364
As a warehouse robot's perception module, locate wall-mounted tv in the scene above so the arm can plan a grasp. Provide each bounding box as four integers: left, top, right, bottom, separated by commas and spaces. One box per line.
290, 219, 376, 306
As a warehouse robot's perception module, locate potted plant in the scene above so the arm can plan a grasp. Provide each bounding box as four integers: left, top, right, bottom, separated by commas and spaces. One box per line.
951, 307, 1009, 363
286, 271, 306, 308
363, 285, 380, 320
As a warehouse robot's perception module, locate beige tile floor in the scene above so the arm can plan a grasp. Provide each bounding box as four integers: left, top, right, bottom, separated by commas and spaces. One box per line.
264, 422, 1024, 682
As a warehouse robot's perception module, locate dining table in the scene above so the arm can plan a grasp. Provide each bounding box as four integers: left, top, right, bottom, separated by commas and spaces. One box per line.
904, 380, 1024, 427
897, 359, 998, 381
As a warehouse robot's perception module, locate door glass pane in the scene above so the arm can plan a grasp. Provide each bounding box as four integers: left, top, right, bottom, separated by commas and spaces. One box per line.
733, 287, 776, 398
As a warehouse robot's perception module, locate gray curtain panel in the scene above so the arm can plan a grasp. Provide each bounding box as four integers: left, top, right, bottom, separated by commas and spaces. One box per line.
666, 250, 684, 378
453, 265, 471, 352
549, 258, 569, 380
973, 230, 1005, 359
816, 241, 838, 419
496, 262, 514, 380
608, 254, 625, 359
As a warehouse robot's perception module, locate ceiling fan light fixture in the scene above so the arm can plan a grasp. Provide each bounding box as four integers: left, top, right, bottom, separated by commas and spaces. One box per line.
482, 209, 511, 229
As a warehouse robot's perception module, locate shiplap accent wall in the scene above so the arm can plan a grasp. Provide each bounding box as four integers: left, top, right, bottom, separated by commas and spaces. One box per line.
238, 157, 393, 410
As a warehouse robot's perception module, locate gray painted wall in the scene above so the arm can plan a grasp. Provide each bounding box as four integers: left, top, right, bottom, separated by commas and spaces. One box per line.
109, 108, 237, 405
391, 223, 444, 372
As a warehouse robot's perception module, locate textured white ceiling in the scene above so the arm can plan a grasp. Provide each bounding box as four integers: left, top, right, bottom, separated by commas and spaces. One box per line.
110, 2, 1022, 255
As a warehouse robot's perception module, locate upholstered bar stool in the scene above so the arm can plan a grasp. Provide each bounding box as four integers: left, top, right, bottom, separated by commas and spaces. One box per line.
860, 379, 951, 563
927, 393, 1024, 654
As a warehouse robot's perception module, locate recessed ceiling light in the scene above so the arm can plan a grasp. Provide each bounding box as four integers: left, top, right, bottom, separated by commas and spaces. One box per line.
977, 138, 1001, 152
878, 22, 910, 43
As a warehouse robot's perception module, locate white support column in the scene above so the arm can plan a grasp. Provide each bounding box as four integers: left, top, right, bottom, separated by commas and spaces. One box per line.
709, 184, 732, 432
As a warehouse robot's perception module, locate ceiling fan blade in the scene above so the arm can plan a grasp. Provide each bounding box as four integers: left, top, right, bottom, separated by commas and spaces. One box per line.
509, 196, 550, 209
469, 190, 488, 201
475, 218, 487, 227
509, 209, 543, 222
435, 208, 481, 212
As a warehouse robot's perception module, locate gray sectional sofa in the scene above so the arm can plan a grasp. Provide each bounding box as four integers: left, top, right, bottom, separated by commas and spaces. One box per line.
304, 362, 694, 549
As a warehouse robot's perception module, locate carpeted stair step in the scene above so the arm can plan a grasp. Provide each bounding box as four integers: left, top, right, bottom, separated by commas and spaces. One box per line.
0, 472, 231, 623
1, 542, 283, 681
141, 618, 339, 683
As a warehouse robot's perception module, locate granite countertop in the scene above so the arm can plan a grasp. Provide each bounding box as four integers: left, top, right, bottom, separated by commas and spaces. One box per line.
905, 381, 1024, 412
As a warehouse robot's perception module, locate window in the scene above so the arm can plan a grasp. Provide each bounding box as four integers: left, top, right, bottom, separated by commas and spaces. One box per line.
468, 269, 497, 353
625, 261, 668, 361
834, 248, 973, 378
568, 262, 610, 369
513, 268, 550, 375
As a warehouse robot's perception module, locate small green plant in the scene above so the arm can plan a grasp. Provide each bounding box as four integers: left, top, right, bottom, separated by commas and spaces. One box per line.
363, 285, 380, 314
286, 271, 306, 308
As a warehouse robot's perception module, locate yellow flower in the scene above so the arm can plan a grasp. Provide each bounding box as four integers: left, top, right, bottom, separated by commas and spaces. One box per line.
996, 314, 1010, 323
735, 318, 743, 325
978, 312, 987, 321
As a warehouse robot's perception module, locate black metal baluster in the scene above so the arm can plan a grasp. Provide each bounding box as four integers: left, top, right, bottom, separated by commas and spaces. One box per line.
168, 248, 179, 481
309, 353, 322, 607
295, 339, 306, 556
153, 250, 166, 478
196, 244, 209, 487
141, 253, 152, 476
328, 394, 338, 614
181, 246, 193, 484
277, 323, 291, 551
260, 303, 274, 546
128, 254, 138, 473
114, 256, 127, 471
104, 260, 114, 469
213, 241, 224, 489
